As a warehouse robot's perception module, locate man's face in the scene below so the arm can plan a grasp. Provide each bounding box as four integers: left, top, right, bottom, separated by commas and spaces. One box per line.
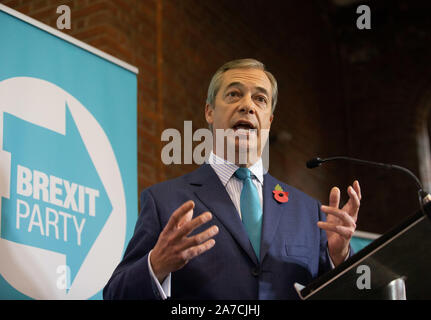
205, 68, 274, 164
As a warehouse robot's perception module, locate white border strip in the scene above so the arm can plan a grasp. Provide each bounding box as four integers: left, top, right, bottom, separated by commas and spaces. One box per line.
353, 230, 381, 240
0, 3, 139, 75
300, 215, 426, 300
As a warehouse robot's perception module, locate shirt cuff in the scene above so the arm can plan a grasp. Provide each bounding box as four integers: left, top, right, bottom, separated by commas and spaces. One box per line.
327, 247, 350, 269
148, 250, 171, 299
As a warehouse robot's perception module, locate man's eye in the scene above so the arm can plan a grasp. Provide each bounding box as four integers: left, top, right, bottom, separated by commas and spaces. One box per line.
256, 96, 267, 103
227, 91, 239, 97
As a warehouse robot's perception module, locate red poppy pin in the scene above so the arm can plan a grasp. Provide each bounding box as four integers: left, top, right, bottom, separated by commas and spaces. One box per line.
273, 184, 289, 203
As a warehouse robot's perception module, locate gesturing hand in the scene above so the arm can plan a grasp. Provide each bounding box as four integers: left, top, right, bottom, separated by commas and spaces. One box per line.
150, 200, 219, 283
317, 180, 361, 267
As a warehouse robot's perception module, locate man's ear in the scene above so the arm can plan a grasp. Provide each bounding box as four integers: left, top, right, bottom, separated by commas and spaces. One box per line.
205, 103, 214, 125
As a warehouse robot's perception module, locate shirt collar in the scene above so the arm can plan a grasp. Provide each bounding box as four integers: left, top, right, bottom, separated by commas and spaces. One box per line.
207, 151, 264, 186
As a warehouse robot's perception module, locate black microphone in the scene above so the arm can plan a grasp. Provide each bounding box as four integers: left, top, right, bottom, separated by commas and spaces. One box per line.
306, 156, 431, 213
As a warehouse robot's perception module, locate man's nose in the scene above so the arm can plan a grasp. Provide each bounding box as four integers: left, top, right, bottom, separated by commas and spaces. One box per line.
239, 95, 255, 114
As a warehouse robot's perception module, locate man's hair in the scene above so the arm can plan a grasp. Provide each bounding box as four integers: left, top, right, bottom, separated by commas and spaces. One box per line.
206, 58, 278, 113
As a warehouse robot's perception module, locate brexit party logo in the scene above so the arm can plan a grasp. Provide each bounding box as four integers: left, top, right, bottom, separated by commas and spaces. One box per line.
0, 77, 127, 299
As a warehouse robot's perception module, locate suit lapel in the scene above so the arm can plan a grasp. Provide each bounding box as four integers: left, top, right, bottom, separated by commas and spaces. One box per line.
187, 164, 258, 265
260, 173, 285, 263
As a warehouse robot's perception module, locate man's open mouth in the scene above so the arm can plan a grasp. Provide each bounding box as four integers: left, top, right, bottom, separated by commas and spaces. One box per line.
232, 120, 256, 131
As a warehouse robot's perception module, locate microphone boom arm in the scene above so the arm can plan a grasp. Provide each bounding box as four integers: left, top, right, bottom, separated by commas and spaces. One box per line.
323, 156, 423, 192
308, 156, 431, 214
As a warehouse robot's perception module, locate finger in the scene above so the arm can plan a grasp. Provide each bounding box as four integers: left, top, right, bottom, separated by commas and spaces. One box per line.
321, 205, 356, 227
165, 200, 195, 232
329, 187, 340, 208
178, 225, 219, 251
317, 222, 355, 239
182, 239, 216, 261
353, 180, 362, 200
347, 185, 361, 214
175, 211, 213, 239
177, 208, 194, 228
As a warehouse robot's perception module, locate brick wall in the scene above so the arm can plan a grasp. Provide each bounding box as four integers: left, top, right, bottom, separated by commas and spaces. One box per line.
0, 0, 348, 216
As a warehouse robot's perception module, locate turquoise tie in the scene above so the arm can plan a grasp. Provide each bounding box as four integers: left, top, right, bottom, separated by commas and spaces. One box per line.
235, 168, 263, 260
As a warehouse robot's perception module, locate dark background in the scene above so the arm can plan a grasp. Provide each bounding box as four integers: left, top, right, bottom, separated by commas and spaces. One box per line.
3, 0, 431, 235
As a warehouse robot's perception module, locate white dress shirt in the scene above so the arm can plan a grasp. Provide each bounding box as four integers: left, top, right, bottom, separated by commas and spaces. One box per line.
206, 151, 264, 218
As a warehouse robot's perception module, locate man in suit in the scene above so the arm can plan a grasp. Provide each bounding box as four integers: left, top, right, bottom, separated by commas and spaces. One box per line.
103, 58, 361, 300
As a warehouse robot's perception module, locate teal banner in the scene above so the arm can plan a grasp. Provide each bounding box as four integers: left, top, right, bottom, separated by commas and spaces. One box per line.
0, 7, 138, 299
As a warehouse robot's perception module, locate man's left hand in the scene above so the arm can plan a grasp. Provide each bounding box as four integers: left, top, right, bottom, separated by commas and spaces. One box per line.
318, 180, 361, 267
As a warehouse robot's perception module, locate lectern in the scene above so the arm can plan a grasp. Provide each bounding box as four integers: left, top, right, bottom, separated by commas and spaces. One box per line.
297, 201, 431, 299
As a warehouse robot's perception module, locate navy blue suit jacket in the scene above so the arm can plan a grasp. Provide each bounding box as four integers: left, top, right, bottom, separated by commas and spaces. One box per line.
103, 164, 338, 300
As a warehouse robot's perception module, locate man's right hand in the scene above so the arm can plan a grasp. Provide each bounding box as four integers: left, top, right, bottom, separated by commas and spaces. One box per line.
150, 200, 219, 283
